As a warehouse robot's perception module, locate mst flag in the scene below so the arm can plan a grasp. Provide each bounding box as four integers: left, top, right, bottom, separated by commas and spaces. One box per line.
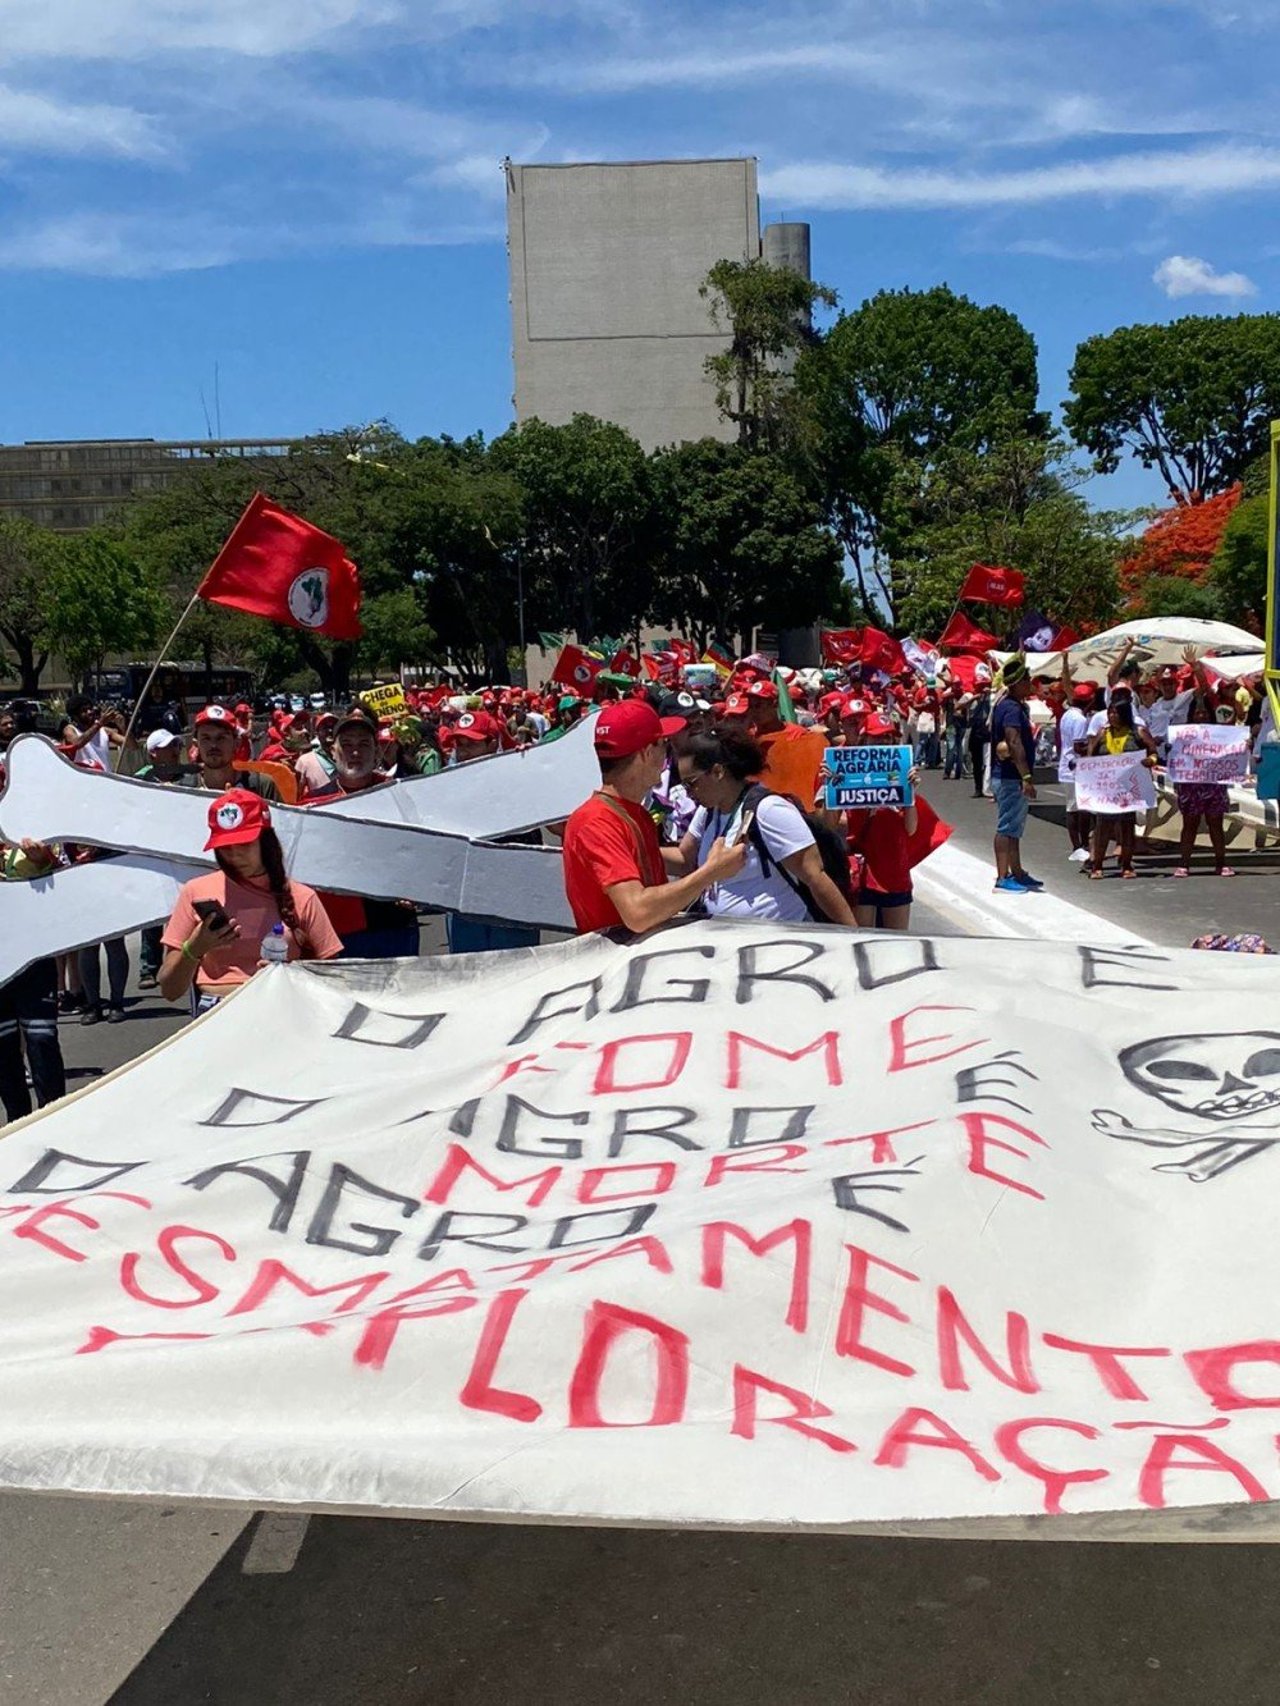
820, 628, 861, 666
198, 492, 363, 641
551, 644, 604, 693
960, 564, 1025, 607
858, 626, 908, 676
939, 612, 999, 654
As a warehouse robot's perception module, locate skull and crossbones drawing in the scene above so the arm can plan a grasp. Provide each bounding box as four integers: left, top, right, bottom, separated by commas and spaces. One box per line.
1093, 1032, 1280, 1182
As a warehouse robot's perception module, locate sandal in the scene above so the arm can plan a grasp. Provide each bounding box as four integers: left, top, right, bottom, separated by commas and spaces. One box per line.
1218, 866, 1237, 878
1172, 867, 1190, 879
1090, 868, 1104, 880
1121, 868, 1137, 879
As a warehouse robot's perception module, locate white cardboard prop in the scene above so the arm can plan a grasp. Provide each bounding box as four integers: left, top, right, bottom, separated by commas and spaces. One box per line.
5, 922, 1280, 1536
0, 736, 578, 980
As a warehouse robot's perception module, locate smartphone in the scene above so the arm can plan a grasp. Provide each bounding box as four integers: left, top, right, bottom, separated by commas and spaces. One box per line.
736, 808, 756, 844
193, 898, 233, 932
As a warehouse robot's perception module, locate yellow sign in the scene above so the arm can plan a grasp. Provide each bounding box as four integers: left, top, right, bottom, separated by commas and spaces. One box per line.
360, 681, 408, 719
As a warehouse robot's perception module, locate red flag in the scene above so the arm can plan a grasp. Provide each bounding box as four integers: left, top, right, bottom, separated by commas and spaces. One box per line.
938, 612, 999, 653
959, 563, 1025, 607
820, 627, 861, 666
551, 644, 604, 693
668, 638, 698, 666
610, 648, 641, 679
905, 793, 954, 868
1050, 624, 1080, 650
858, 626, 907, 675
197, 492, 362, 640
641, 653, 663, 682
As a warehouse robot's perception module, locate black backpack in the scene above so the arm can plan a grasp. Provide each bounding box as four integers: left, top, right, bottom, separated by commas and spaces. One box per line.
738, 782, 854, 922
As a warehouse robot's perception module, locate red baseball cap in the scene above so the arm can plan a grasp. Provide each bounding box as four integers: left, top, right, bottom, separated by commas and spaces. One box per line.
1072, 682, 1097, 705
204, 788, 270, 850
863, 712, 897, 739
722, 693, 751, 717
840, 696, 869, 720
452, 710, 501, 743
195, 704, 237, 729
747, 679, 778, 703
593, 699, 684, 759
818, 691, 845, 713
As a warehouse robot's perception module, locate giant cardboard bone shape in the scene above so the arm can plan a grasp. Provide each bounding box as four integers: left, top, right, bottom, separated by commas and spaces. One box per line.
0, 733, 587, 980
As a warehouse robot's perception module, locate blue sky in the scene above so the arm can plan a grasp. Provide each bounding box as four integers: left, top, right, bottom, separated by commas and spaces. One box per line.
0, 0, 1274, 514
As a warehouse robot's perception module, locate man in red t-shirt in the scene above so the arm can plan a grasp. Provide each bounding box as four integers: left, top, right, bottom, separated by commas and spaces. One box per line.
562, 700, 746, 933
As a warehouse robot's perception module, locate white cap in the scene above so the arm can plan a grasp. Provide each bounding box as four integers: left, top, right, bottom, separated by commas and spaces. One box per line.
145, 728, 182, 754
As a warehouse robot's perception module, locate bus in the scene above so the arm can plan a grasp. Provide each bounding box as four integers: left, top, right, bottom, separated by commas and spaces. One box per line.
85, 662, 257, 728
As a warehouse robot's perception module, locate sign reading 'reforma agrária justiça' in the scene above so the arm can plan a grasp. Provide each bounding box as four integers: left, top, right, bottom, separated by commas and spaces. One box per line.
5, 922, 1280, 1530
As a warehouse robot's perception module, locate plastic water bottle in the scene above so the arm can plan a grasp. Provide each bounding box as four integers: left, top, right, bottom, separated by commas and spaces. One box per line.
260, 922, 289, 966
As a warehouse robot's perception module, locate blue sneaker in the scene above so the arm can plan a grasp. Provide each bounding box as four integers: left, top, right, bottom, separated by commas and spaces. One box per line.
1014, 873, 1044, 890
993, 875, 1027, 894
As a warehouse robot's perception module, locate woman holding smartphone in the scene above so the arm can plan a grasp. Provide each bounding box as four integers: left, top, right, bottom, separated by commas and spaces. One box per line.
159, 789, 343, 1010
673, 725, 856, 925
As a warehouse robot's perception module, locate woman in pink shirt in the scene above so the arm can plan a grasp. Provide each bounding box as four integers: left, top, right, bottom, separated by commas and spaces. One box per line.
159, 789, 342, 1008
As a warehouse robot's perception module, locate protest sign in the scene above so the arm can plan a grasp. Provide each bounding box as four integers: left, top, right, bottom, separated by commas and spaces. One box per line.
8, 923, 1280, 1532
1075, 754, 1157, 815
1166, 724, 1250, 786
360, 682, 409, 719
824, 745, 913, 810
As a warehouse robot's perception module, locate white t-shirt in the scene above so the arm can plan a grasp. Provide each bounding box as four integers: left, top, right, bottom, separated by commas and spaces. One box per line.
1057, 707, 1090, 782
1144, 689, 1194, 751
689, 793, 815, 922
70, 725, 112, 772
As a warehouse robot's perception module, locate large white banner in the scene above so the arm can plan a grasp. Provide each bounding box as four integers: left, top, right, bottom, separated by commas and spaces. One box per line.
4, 922, 1280, 1532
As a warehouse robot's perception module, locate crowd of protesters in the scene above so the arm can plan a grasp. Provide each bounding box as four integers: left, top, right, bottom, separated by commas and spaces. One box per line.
1, 632, 1274, 1126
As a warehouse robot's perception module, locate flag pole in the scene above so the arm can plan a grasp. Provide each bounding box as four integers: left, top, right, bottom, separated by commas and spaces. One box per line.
114, 592, 201, 772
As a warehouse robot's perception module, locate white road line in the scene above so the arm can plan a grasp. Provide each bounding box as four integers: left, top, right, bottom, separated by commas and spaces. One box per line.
914, 841, 1155, 947
241, 1512, 312, 1575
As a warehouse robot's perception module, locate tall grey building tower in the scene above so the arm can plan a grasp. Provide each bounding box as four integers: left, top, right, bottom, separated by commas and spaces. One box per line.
507, 159, 809, 452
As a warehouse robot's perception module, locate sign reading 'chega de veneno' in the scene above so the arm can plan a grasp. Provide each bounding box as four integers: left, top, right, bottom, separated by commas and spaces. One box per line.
4, 922, 1280, 1530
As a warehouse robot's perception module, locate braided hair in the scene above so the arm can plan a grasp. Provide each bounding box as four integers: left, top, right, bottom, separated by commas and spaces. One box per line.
215, 826, 300, 933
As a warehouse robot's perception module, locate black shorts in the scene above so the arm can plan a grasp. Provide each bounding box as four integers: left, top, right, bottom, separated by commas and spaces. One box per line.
857, 887, 913, 913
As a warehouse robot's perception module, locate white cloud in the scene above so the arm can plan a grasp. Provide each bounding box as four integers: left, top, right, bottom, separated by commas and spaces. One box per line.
0, 212, 238, 276
0, 203, 504, 277
0, 83, 163, 158
499, 40, 887, 93
760, 145, 1280, 210
0, 0, 399, 61
1153, 253, 1258, 298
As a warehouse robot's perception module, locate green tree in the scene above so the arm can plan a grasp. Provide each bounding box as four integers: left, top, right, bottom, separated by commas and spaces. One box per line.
798, 284, 1044, 617
0, 516, 59, 693
381, 435, 523, 681
45, 532, 166, 684
1128, 574, 1224, 623
648, 439, 846, 650
1211, 491, 1270, 629
887, 437, 1127, 638
1064, 314, 1280, 500
700, 257, 837, 451
489, 415, 657, 646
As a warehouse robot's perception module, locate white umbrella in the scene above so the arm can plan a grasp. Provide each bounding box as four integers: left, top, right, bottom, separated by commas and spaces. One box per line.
997, 617, 1262, 677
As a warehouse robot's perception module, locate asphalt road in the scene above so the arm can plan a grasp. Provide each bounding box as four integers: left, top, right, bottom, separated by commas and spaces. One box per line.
5, 842, 1280, 1706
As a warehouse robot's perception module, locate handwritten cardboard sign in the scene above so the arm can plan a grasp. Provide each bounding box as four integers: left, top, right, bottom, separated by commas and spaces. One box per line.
360, 681, 409, 719
1166, 723, 1250, 786
824, 744, 913, 810
8, 923, 1280, 1531
1075, 753, 1157, 816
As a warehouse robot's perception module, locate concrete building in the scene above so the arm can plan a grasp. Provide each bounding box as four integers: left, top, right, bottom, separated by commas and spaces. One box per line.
508, 158, 813, 452
0, 438, 294, 533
